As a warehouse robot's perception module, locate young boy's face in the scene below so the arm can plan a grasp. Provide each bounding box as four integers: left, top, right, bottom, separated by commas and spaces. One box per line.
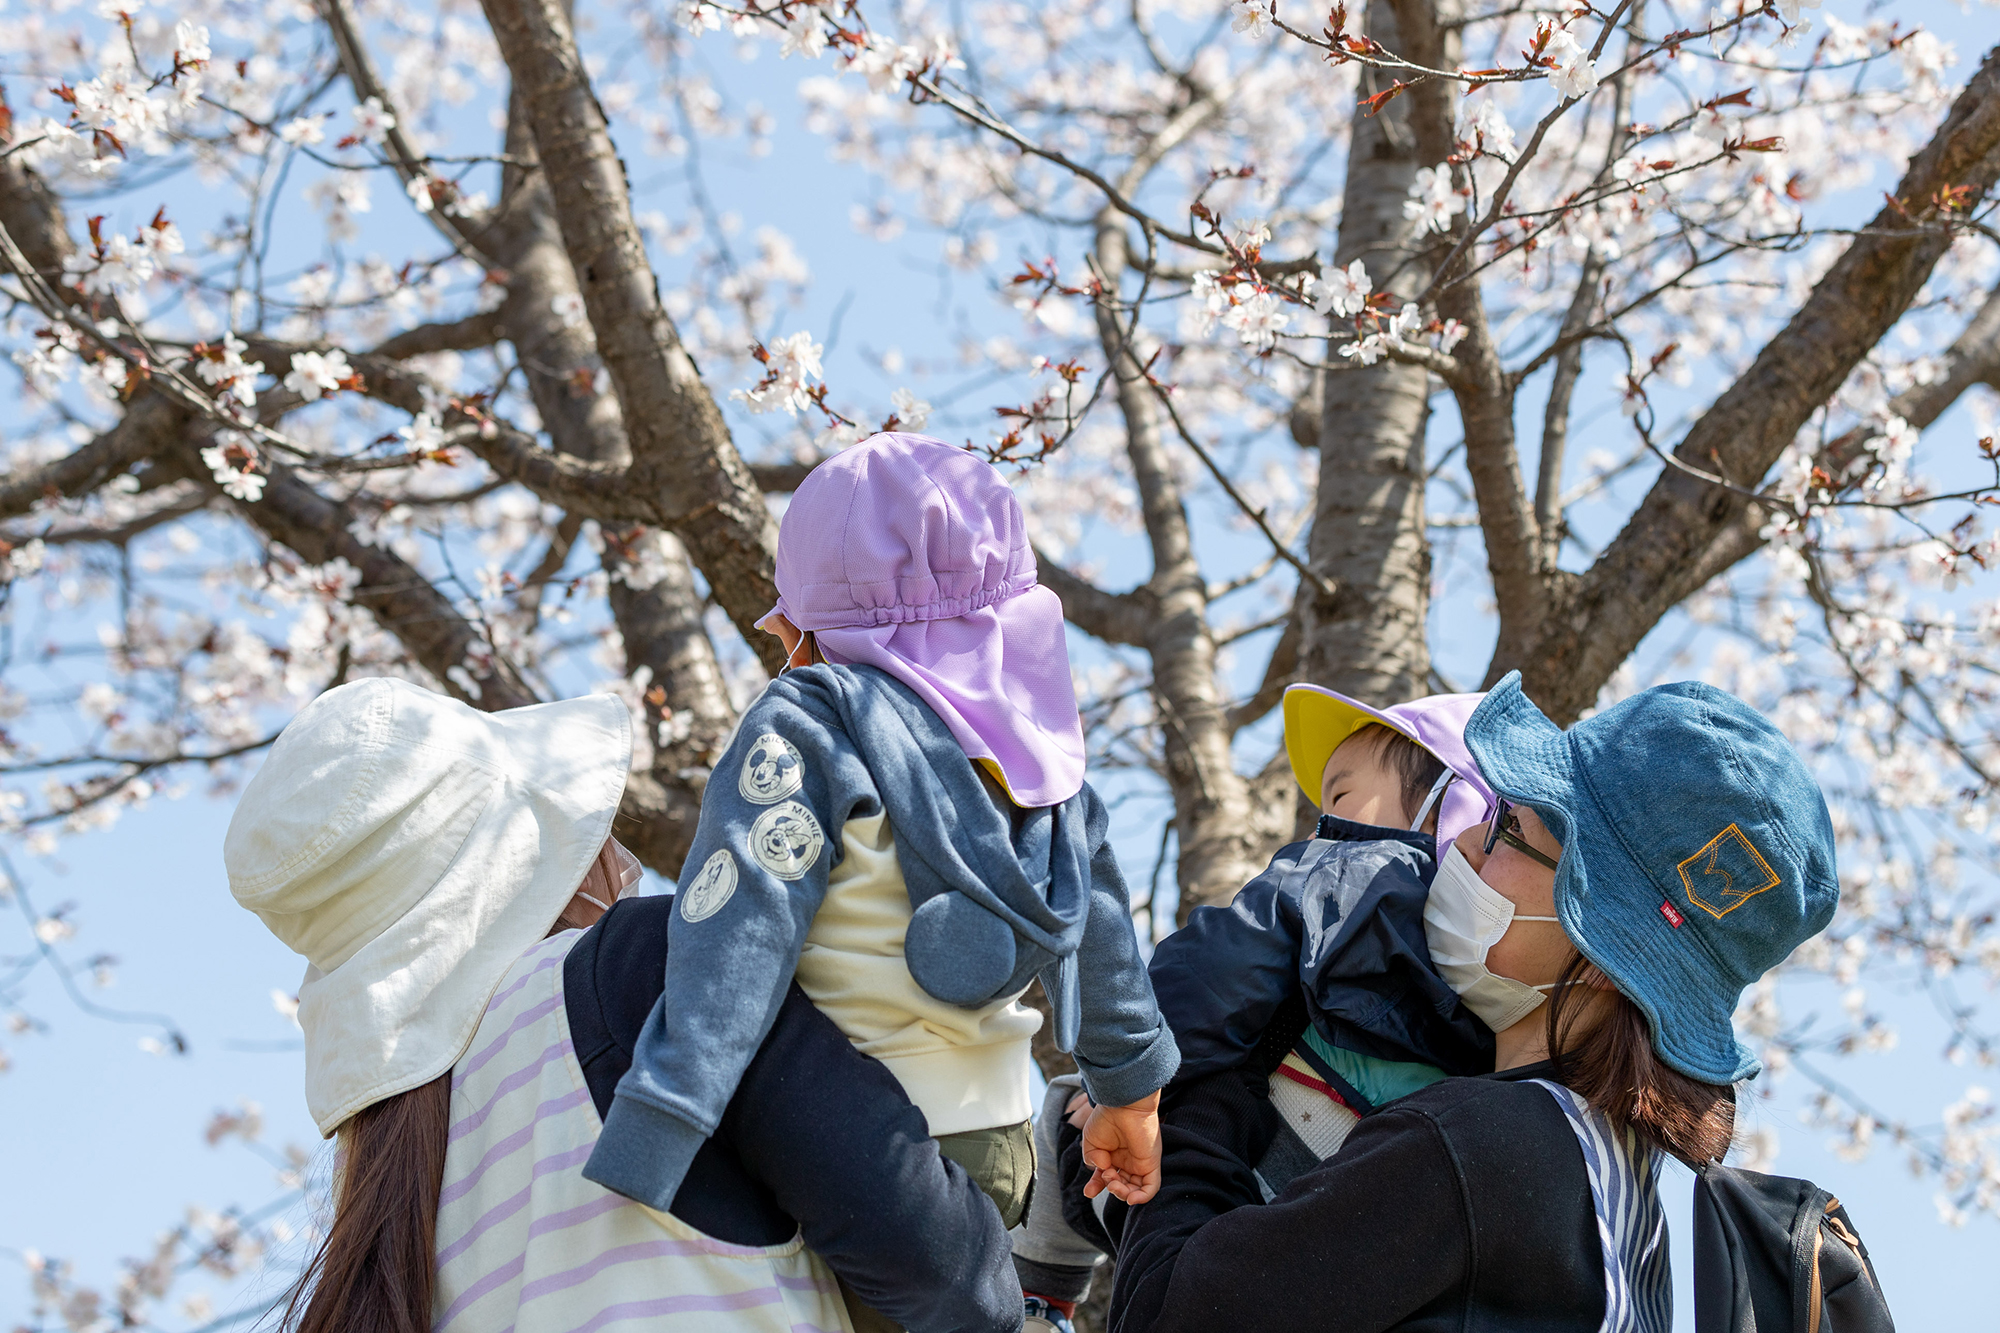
1318, 731, 1408, 828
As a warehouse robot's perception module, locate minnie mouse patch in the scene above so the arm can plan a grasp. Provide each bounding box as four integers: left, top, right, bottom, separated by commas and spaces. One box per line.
748, 801, 824, 881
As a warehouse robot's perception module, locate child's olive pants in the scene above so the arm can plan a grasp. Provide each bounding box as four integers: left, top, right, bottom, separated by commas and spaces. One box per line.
936, 1119, 1037, 1228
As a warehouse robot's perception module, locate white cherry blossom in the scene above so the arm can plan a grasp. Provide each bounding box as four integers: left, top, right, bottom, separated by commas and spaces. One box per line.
351, 95, 397, 145
283, 349, 353, 401
1314, 259, 1371, 317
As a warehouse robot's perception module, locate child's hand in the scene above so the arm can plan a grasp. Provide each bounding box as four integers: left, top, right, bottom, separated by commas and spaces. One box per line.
1080, 1091, 1162, 1206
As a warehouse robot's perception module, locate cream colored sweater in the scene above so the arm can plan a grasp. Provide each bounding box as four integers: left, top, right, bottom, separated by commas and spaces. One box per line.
794, 810, 1042, 1136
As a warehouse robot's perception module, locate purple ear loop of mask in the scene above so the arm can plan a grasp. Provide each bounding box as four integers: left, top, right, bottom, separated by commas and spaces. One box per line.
573, 839, 644, 912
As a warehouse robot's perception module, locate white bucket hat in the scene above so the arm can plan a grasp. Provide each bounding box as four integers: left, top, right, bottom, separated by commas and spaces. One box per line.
224, 677, 631, 1136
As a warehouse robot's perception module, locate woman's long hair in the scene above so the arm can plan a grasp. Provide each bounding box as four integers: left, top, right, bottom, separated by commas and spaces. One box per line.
280, 1072, 453, 1333
1545, 953, 1736, 1166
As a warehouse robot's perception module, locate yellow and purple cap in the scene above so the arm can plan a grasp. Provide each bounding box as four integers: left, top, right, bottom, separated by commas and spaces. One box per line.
1282, 683, 1495, 850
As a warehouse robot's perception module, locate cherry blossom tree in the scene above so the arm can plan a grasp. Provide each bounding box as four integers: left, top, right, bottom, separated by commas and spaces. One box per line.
5, 0, 2000, 1321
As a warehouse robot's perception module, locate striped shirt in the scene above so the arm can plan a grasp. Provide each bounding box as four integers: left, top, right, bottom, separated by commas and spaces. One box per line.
1532, 1080, 1672, 1333
434, 931, 852, 1333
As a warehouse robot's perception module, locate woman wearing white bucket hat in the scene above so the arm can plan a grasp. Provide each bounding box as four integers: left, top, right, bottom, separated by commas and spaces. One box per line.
226, 677, 1019, 1333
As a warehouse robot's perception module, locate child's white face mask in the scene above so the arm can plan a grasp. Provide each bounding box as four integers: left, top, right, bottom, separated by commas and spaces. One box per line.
1424, 844, 1562, 1032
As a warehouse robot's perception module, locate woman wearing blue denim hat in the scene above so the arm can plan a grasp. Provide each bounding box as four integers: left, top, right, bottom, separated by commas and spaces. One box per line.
1102, 672, 1841, 1333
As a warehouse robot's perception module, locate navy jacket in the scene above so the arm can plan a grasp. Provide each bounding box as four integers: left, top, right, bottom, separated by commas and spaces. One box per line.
1105, 1062, 1601, 1333
1149, 814, 1493, 1095
566, 896, 1020, 1333
587, 663, 1179, 1210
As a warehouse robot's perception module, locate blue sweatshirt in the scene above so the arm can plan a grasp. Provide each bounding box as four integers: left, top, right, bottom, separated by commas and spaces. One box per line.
586, 663, 1180, 1210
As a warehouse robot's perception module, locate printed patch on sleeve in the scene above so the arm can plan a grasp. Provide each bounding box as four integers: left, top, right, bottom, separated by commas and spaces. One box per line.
679, 849, 740, 923
738, 732, 805, 805
748, 801, 825, 882
1676, 823, 1781, 919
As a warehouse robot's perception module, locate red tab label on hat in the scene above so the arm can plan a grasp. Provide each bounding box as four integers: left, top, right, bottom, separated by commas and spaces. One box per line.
1659, 899, 1685, 929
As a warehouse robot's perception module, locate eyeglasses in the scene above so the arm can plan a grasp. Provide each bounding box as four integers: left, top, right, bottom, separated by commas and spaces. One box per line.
1483, 797, 1560, 872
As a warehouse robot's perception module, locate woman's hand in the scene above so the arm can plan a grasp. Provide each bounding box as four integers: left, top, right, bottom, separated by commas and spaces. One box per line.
1079, 1090, 1163, 1206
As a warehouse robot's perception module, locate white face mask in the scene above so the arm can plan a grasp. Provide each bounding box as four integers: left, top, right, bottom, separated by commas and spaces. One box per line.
1424, 843, 1562, 1033
574, 839, 644, 912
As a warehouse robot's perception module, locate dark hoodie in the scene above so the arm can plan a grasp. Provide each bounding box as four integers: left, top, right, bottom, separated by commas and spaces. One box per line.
585, 662, 1180, 1211
566, 896, 1022, 1333
1149, 814, 1493, 1105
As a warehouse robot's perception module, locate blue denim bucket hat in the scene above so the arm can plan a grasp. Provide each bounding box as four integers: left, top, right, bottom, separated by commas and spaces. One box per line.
1463, 672, 1839, 1084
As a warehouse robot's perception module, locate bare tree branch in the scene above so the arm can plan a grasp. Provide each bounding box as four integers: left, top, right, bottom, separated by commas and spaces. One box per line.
1888, 282, 2000, 423
1378, 338, 1472, 389
1228, 613, 1300, 733
516, 511, 584, 620
189, 440, 538, 710
1147, 376, 1332, 596
1535, 32, 1639, 567
0, 151, 71, 287
749, 459, 819, 492
478, 0, 784, 671
1656, 278, 2000, 605
39, 491, 208, 547
370, 310, 507, 360
1518, 42, 2000, 720
0, 396, 189, 521
1034, 549, 1154, 647
317, 0, 498, 266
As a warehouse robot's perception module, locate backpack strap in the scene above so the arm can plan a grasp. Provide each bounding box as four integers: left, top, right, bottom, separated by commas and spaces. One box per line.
1693, 1163, 1897, 1333
1531, 1080, 1674, 1333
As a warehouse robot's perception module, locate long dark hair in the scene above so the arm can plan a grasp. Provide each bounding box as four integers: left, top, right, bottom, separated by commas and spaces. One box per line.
1545, 953, 1736, 1166
279, 1072, 453, 1333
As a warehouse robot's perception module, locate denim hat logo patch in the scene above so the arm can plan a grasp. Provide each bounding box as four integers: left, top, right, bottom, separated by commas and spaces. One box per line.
1677, 823, 1782, 919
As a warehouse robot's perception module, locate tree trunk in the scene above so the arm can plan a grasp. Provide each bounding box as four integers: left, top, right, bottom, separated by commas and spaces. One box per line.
1298, 0, 1438, 722
483, 90, 737, 876
1092, 215, 1266, 917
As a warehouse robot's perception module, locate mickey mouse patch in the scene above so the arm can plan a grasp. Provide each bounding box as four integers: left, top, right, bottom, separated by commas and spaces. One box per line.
738, 732, 804, 805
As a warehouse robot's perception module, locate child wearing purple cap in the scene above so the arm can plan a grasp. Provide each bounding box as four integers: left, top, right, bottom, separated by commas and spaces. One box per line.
1153, 686, 1503, 1147
582, 433, 1181, 1331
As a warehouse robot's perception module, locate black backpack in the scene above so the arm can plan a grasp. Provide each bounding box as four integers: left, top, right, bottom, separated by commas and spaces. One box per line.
1693, 1163, 1894, 1333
